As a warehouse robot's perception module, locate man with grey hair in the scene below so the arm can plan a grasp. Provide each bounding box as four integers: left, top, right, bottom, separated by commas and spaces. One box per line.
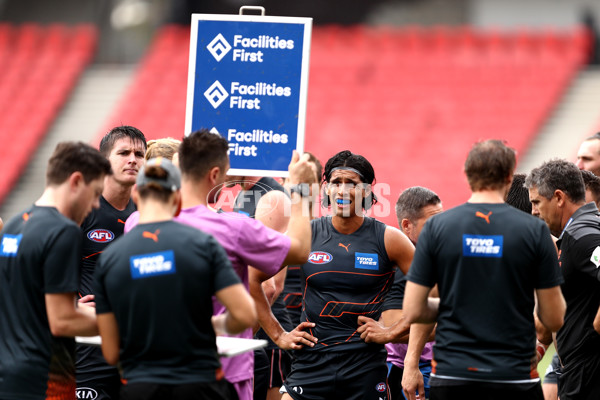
526, 159, 600, 400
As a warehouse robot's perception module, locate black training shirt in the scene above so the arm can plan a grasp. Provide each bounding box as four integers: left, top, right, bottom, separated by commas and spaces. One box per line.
555, 202, 600, 367
299, 216, 395, 353
94, 220, 241, 384
408, 203, 563, 383
0, 206, 80, 399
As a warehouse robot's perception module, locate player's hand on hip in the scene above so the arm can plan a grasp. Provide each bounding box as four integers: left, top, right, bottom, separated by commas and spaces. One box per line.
277, 321, 318, 350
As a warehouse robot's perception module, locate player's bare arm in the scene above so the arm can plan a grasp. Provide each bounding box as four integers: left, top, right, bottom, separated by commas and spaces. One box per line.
214, 283, 257, 335
97, 313, 120, 365
403, 281, 439, 324
249, 267, 318, 350
282, 151, 313, 266
535, 286, 565, 332
384, 226, 415, 275
593, 305, 600, 334
402, 323, 436, 400
357, 314, 410, 344
45, 292, 98, 337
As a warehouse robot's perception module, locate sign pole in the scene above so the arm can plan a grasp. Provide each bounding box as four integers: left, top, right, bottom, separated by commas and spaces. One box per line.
238, 6, 266, 16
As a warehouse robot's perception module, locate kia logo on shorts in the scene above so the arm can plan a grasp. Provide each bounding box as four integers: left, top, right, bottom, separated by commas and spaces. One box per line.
308, 251, 332, 264
76, 387, 98, 399
87, 229, 115, 243
375, 382, 386, 392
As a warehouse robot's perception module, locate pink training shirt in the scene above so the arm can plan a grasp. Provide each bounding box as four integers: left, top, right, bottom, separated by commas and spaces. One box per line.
124, 204, 291, 384
386, 341, 434, 369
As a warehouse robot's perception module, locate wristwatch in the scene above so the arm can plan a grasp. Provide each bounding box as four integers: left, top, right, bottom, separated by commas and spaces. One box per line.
288, 183, 311, 197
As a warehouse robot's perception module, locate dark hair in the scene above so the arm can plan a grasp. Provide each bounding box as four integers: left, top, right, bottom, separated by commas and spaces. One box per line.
506, 173, 532, 214
322, 150, 377, 209
464, 140, 515, 191
46, 142, 112, 186
99, 125, 147, 157
179, 129, 229, 179
137, 165, 174, 202
524, 159, 585, 203
395, 186, 441, 226
581, 169, 600, 205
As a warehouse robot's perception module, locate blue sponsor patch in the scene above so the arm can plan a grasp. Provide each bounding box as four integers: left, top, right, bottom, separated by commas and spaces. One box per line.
463, 235, 503, 258
130, 250, 176, 279
0, 234, 22, 257
355, 252, 379, 270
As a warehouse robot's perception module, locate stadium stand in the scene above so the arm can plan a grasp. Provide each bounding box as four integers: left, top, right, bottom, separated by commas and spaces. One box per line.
97, 25, 189, 145
0, 23, 97, 205
95, 24, 590, 224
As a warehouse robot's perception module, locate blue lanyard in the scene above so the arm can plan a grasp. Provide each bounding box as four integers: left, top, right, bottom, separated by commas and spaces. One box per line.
560, 217, 573, 238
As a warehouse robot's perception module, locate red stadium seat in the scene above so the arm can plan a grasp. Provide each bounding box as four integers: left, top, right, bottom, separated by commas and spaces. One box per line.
94, 25, 587, 225
0, 24, 98, 205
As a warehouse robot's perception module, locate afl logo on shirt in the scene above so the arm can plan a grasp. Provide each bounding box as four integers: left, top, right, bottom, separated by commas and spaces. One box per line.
87, 229, 115, 243
375, 382, 386, 392
308, 251, 332, 264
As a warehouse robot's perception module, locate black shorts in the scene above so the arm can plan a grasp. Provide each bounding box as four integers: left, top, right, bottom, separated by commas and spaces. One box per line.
558, 355, 600, 400
387, 364, 404, 400
76, 372, 121, 400
254, 348, 292, 398
120, 380, 238, 400
267, 349, 292, 388
254, 347, 269, 400
430, 382, 543, 400
283, 349, 389, 400
77, 344, 122, 399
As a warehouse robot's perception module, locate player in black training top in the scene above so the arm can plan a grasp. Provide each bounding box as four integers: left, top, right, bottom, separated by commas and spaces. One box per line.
0, 142, 111, 399
94, 157, 256, 400
526, 159, 600, 400
281, 150, 414, 400
404, 140, 566, 400
77, 126, 147, 400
